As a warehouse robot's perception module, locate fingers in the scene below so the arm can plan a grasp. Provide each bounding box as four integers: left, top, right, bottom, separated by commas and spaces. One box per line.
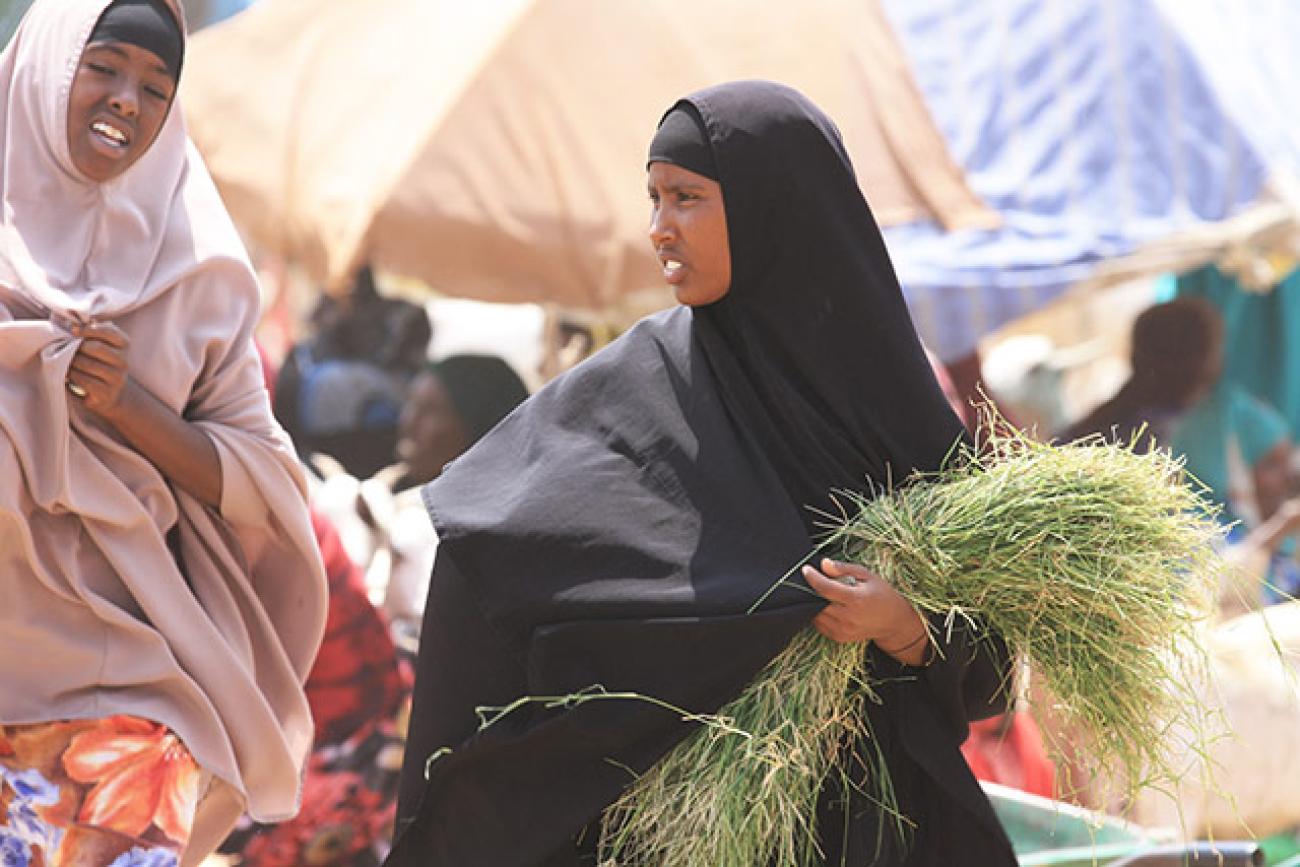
802, 565, 846, 603
812, 610, 852, 642
66, 323, 130, 416
69, 354, 119, 386
806, 558, 925, 647
802, 558, 879, 603
68, 322, 128, 395
73, 320, 129, 350
811, 604, 856, 639
818, 558, 875, 581
73, 337, 128, 368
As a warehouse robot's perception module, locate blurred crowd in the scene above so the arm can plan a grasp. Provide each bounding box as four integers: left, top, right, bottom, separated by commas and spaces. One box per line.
204, 265, 534, 866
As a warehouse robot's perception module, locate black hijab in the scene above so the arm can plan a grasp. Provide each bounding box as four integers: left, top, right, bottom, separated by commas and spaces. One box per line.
390, 81, 1010, 867
90, 0, 184, 79
429, 354, 530, 443
646, 102, 717, 180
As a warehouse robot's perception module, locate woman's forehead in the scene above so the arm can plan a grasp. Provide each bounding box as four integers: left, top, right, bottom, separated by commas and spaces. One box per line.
81, 39, 175, 77
647, 161, 717, 189
82, 0, 185, 78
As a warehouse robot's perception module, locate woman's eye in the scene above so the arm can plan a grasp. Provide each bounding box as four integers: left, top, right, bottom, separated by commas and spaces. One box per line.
145, 86, 170, 101
87, 62, 114, 75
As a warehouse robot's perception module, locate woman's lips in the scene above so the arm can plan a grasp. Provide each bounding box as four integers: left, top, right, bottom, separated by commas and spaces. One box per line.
88, 119, 131, 157
662, 259, 685, 284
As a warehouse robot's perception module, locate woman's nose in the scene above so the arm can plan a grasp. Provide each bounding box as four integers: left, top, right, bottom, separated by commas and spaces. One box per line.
648, 207, 674, 246
109, 85, 139, 118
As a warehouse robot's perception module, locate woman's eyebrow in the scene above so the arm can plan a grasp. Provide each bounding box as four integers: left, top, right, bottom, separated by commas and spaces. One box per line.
652, 181, 710, 195
85, 43, 172, 78
84, 43, 129, 60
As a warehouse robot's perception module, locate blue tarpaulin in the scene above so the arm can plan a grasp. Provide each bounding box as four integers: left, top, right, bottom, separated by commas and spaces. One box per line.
1161, 0, 1300, 180
880, 0, 1286, 361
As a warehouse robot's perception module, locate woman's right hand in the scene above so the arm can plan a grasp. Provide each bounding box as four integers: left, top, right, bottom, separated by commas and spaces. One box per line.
67, 320, 134, 421
802, 558, 930, 665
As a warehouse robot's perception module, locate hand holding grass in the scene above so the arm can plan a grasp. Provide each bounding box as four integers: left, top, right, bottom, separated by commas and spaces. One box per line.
601, 417, 1230, 866
803, 558, 930, 664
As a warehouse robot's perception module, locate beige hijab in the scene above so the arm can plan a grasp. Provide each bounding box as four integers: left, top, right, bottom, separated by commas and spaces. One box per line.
0, 0, 328, 847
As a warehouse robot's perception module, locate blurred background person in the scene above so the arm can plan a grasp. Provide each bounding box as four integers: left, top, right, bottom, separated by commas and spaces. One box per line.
1067, 297, 1298, 609
274, 265, 434, 480
313, 354, 529, 645
1064, 298, 1226, 451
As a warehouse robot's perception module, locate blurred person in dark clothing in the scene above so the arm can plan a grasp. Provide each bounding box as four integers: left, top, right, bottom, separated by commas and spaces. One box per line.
313, 354, 530, 643
275, 265, 434, 479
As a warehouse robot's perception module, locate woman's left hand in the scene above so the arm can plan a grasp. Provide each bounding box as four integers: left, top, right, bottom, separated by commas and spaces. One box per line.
67, 320, 134, 421
803, 558, 930, 664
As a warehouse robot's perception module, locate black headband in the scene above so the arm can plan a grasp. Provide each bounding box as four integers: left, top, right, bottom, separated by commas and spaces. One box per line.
647, 103, 717, 181
89, 0, 184, 79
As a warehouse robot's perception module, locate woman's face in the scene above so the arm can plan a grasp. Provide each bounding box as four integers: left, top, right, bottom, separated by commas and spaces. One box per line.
647, 161, 731, 306
67, 40, 177, 183
397, 372, 471, 485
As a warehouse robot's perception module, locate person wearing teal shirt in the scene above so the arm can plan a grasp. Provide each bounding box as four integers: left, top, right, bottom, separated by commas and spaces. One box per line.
1172, 381, 1292, 528
1068, 297, 1299, 602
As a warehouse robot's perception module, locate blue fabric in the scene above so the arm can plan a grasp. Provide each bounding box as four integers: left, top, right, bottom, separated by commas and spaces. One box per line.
0, 2, 31, 46
880, 0, 1275, 361
297, 357, 405, 435
1155, 0, 1300, 176
1262, 550, 1300, 604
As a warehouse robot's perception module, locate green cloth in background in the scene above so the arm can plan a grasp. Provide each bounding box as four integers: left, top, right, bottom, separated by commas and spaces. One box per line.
1176, 263, 1300, 435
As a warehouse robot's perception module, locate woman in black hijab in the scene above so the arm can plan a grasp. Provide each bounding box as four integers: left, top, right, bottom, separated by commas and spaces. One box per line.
388, 81, 1015, 867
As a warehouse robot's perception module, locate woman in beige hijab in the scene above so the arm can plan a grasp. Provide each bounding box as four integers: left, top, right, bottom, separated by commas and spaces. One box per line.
0, 1, 328, 865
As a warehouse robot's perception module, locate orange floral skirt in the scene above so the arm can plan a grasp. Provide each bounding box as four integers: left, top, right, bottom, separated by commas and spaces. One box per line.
0, 715, 202, 867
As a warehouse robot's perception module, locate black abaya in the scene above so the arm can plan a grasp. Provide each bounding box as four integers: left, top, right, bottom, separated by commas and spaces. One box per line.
388, 81, 1016, 867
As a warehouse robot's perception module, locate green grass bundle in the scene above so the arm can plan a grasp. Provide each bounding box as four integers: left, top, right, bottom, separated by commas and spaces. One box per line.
598, 631, 871, 866
598, 424, 1226, 866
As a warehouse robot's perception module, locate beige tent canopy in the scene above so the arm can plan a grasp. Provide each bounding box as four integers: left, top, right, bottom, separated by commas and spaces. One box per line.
183, 0, 996, 309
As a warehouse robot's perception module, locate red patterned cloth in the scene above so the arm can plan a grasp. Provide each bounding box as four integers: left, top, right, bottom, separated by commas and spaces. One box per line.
304, 510, 410, 748
220, 716, 406, 867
